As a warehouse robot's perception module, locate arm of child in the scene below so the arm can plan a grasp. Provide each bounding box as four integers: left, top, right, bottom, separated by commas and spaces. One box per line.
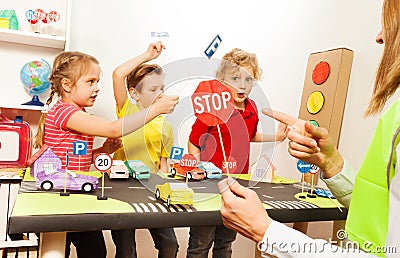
66, 94, 178, 138
160, 123, 174, 173
93, 138, 122, 156
159, 157, 168, 173
112, 41, 166, 111
188, 141, 201, 161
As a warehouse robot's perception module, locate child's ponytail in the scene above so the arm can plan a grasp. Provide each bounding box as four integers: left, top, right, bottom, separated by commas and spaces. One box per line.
34, 90, 55, 149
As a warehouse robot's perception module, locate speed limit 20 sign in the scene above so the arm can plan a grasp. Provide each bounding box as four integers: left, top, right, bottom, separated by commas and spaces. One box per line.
94, 153, 112, 172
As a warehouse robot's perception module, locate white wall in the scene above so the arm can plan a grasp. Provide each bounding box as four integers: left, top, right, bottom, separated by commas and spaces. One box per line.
70, 0, 384, 179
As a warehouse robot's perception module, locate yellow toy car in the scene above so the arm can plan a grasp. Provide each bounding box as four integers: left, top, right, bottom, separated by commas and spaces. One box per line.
155, 182, 194, 206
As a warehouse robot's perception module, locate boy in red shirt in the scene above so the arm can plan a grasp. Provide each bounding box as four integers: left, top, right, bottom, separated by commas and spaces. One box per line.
187, 48, 287, 257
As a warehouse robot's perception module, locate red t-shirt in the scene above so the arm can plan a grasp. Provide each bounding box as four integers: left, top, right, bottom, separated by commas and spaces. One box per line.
44, 100, 94, 171
189, 99, 258, 174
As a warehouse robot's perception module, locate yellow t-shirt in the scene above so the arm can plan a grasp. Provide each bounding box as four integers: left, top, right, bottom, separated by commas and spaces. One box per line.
113, 99, 173, 172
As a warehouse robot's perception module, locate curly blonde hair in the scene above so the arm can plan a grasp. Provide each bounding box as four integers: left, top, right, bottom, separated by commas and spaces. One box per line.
216, 48, 262, 81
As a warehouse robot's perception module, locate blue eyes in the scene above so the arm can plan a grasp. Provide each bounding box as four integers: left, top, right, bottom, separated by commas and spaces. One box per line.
230, 77, 254, 83
88, 79, 99, 85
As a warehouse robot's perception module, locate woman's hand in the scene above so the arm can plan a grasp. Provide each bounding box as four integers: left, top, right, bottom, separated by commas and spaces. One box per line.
262, 108, 344, 178
219, 178, 272, 243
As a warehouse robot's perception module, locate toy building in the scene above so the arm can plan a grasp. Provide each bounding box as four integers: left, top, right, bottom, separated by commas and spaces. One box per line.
0, 10, 18, 30
27, 145, 62, 178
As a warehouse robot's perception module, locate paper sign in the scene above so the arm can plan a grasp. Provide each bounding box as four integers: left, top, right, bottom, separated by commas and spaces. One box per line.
192, 80, 235, 126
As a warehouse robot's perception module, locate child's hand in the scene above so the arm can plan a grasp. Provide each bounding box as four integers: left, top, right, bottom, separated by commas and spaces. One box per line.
146, 41, 166, 60
151, 94, 179, 115
101, 138, 123, 154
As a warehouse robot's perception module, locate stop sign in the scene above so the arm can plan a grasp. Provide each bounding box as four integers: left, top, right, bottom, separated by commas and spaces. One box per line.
180, 154, 197, 169
222, 156, 237, 174
191, 80, 235, 126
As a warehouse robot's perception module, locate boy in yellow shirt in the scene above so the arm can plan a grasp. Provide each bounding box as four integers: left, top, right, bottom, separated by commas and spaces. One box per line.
111, 41, 178, 258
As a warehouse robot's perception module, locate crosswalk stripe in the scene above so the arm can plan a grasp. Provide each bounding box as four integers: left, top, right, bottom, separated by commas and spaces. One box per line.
132, 203, 143, 213
148, 203, 158, 212
155, 203, 168, 213
139, 203, 150, 212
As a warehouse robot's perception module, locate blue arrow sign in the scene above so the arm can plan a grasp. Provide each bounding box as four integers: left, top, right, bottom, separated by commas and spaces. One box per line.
297, 160, 312, 174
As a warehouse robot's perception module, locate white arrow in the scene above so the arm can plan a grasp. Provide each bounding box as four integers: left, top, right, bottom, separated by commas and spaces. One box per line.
298, 164, 312, 168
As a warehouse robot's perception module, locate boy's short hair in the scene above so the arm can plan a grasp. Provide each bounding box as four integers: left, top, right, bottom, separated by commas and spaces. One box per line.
215, 48, 262, 81
126, 63, 163, 92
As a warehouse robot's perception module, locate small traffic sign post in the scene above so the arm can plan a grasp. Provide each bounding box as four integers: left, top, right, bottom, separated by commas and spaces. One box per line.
60, 150, 70, 196
204, 34, 222, 59
222, 156, 237, 174
191, 80, 235, 176
73, 141, 87, 172
170, 146, 184, 161
308, 164, 320, 198
94, 153, 112, 200
180, 154, 197, 184
296, 160, 312, 173
296, 160, 312, 199
180, 154, 197, 169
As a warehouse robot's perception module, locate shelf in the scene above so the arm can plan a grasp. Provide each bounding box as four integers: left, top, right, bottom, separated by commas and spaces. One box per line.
0, 105, 43, 111
0, 28, 66, 49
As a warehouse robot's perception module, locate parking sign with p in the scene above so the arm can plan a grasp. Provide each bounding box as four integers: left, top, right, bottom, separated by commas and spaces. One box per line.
170, 146, 184, 160
73, 141, 87, 155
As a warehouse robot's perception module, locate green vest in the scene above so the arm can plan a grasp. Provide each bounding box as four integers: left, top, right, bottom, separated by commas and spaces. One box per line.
346, 99, 400, 256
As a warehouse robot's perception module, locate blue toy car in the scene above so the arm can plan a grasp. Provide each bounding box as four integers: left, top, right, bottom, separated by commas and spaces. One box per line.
197, 161, 222, 179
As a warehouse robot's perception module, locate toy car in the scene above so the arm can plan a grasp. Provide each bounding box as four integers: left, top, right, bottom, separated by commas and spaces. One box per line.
155, 182, 194, 206
170, 163, 205, 180
197, 161, 222, 179
36, 169, 98, 192
124, 160, 151, 179
107, 160, 129, 179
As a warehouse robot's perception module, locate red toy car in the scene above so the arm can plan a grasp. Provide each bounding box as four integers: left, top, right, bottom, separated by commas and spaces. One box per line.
170, 162, 205, 180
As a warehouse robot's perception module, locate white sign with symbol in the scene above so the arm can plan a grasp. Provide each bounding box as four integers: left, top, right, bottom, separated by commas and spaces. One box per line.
94, 153, 112, 172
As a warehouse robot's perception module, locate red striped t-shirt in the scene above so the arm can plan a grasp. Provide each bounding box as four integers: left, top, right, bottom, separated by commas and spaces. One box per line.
44, 100, 94, 171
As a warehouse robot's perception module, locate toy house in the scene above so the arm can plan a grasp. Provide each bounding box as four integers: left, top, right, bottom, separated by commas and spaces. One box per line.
0, 10, 18, 30
250, 154, 276, 183
27, 145, 61, 178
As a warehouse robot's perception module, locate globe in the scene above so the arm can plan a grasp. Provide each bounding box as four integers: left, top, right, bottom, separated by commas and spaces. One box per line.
20, 59, 51, 106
